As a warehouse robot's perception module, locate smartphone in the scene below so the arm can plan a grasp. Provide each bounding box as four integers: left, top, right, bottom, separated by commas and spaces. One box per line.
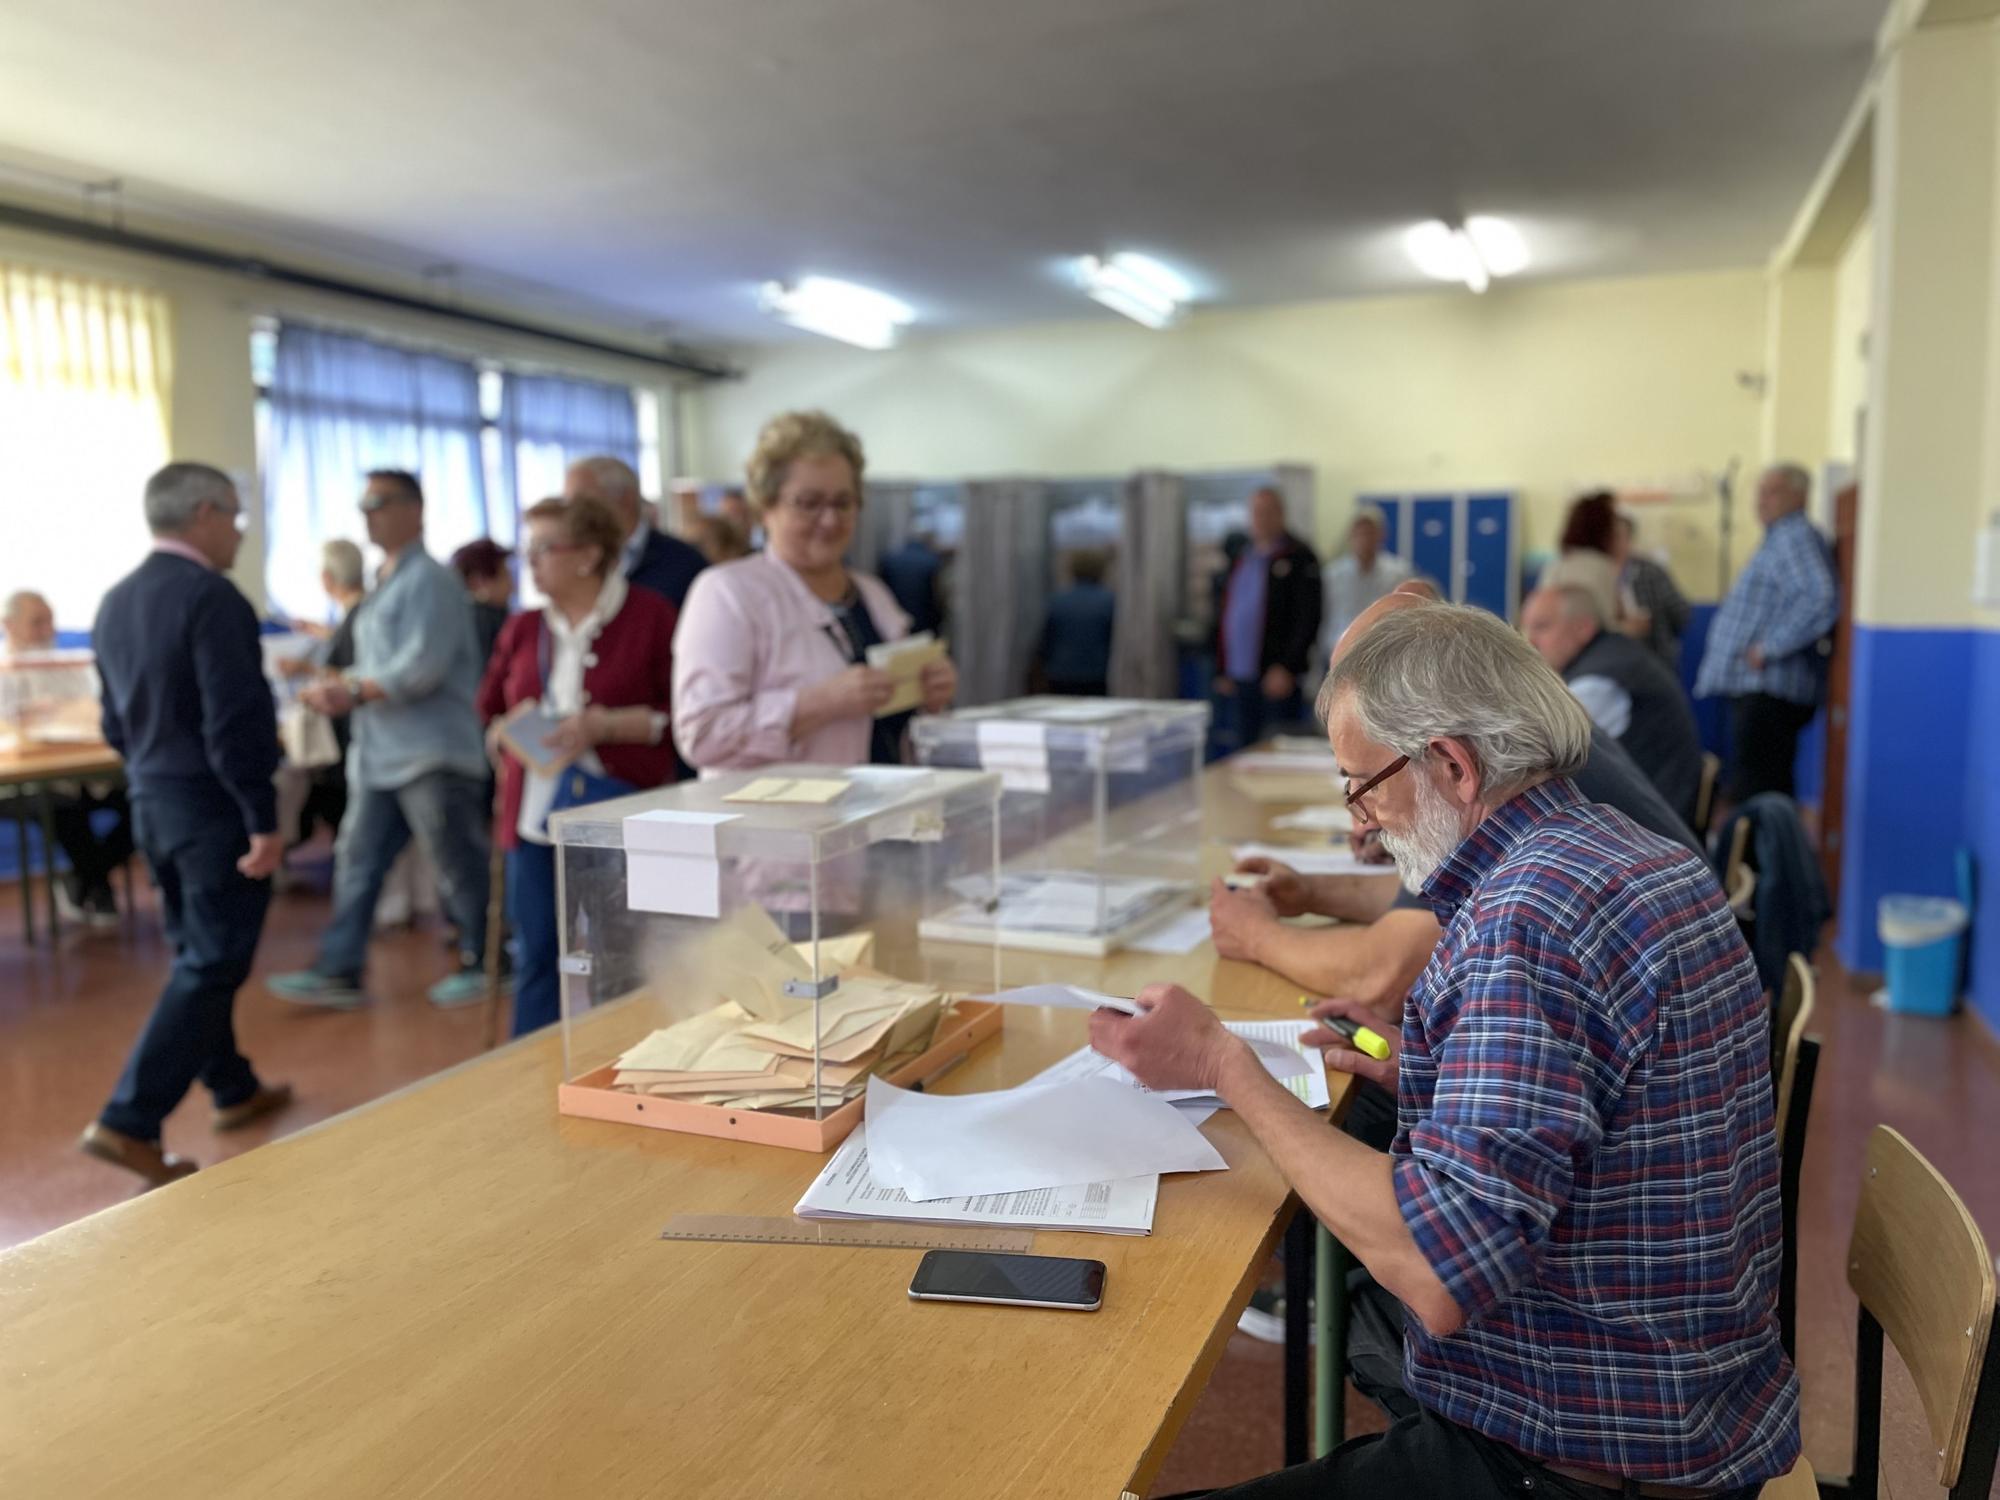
907, 1250, 1106, 1311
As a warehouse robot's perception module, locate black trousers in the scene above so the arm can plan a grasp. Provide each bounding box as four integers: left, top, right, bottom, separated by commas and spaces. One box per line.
99, 791, 271, 1140
1726, 694, 1817, 802
1166, 1403, 1762, 1499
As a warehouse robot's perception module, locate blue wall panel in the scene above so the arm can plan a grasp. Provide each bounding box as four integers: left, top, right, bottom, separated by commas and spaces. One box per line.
1966, 630, 2000, 1031
1836, 626, 1978, 975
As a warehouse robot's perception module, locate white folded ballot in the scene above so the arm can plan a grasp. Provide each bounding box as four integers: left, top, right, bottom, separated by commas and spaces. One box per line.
1231, 841, 1388, 879
795, 1126, 1160, 1236
1026, 1019, 1332, 1113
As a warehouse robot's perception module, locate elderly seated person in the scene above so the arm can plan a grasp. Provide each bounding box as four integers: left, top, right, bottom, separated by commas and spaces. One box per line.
3, 589, 133, 925
1522, 580, 1704, 826
672, 410, 956, 771
1098, 603, 1799, 1497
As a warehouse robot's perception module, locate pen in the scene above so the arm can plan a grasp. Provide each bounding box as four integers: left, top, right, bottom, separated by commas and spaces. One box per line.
1297, 996, 1392, 1061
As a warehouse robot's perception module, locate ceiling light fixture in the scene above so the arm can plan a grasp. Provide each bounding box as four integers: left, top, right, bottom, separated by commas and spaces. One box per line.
1403, 216, 1528, 294
758, 276, 914, 350
1075, 252, 1192, 329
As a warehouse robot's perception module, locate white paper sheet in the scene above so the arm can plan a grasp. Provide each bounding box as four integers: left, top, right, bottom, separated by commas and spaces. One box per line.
980, 982, 1138, 1014
1271, 804, 1357, 834
1125, 906, 1212, 954
795, 1126, 1159, 1235
863, 1074, 1227, 1201
1027, 1019, 1323, 1109
1232, 842, 1390, 878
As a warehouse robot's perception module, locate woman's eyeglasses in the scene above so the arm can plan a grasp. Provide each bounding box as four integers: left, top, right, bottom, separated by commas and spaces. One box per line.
783, 496, 858, 520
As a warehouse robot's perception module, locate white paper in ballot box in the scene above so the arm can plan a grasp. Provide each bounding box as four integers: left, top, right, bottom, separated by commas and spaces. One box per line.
623, 809, 741, 917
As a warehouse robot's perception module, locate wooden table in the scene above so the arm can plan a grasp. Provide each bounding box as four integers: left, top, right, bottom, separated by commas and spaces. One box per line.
0, 739, 124, 943
0, 754, 1359, 1499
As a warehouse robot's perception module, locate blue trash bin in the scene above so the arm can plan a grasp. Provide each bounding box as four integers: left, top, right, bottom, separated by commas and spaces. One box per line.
1877, 895, 1969, 1017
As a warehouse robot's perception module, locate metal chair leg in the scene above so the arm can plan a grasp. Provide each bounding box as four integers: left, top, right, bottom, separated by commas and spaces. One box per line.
1282, 1207, 1313, 1465
481, 842, 508, 1051
1314, 1223, 1350, 1456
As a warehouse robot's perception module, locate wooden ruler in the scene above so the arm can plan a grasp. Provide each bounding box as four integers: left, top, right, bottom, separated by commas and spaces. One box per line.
660, 1213, 1034, 1252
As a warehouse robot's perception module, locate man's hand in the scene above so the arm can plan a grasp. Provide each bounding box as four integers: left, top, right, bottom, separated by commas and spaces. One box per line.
1349, 826, 1392, 865
1087, 983, 1247, 1094
1261, 664, 1295, 701
1746, 643, 1767, 671
546, 706, 612, 762
300, 680, 356, 718
1209, 877, 1281, 962
1211, 675, 1237, 697
1620, 608, 1653, 640
1229, 854, 1312, 916
1301, 994, 1400, 1090
918, 655, 957, 713
237, 832, 284, 880
801, 665, 896, 722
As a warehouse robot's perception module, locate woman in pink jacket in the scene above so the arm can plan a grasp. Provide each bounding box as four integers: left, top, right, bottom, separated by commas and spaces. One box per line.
673, 411, 957, 771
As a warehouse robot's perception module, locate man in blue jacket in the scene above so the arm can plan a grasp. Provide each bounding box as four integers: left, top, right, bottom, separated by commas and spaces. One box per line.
81, 462, 292, 1187
565, 454, 704, 608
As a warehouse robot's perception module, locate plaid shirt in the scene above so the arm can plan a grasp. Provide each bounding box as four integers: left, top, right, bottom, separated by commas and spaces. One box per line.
1693, 512, 1836, 705
1395, 778, 1799, 1486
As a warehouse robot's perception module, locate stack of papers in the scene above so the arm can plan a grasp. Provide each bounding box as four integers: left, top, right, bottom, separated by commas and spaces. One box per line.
935, 870, 1185, 937
795, 1127, 1160, 1235
606, 909, 943, 1110
1271, 804, 1356, 835
1231, 841, 1390, 878
1025, 1019, 1332, 1119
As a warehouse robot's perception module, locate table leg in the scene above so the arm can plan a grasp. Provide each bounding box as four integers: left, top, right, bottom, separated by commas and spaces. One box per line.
1313, 1223, 1350, 1456
37, 791, 62, 939
11, 790, 34, 944
1282, 1206, 1313, 1466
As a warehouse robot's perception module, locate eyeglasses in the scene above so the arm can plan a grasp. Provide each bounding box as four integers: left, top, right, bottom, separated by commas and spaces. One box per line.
524, 540, 580, 562
1343, 754, 1411, 812
782, 495, 858, 521
358, 491, 412, 514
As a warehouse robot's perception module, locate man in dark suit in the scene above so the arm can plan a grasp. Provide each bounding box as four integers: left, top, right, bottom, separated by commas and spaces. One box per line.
564, 454, 704, 608
1213, 485, 1322, 751
81, 462, 292, 1187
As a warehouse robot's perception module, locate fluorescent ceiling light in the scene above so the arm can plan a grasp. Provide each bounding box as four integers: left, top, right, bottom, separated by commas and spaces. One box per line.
1404, 217, 1529, 294
759, 276, 914, 350
1076, 252, 1192, 329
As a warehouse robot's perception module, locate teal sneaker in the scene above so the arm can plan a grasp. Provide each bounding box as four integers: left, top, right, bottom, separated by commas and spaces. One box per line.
268, 970, 367, 1009
427, 966, 502, 1009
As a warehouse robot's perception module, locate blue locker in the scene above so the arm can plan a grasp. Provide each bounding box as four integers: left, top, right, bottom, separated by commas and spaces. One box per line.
1410, 496, 1455, 595
1462, 493, 1516, 619
1362, 495, 1405, 557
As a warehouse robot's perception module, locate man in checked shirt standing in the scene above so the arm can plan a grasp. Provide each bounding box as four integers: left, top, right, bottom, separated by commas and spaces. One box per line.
1694, 463, 1837, 802
1093, 604, 1799, 1497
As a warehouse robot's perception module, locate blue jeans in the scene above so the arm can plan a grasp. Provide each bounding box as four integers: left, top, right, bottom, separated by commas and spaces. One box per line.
506, 841, 559, 1037
1221, 680, 1308, 754
100, 790, 271, 1139
316, 770, 490, 981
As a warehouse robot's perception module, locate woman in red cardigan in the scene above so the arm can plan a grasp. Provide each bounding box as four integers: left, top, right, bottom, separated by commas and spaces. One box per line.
478, 495, 676, 1036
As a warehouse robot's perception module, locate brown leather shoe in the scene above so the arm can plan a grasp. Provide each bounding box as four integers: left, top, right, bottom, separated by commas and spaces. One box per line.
213, 1082, 294, 1132
77, 1123, 198, 1188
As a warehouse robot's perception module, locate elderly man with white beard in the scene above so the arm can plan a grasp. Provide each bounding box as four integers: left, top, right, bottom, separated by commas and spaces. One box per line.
1094, 604, 1798, 1499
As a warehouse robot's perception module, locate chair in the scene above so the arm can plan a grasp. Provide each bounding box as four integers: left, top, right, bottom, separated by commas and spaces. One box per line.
1695, 751, 1721, 839
1771, 953, 1819, 1359
1725, 816, 1757, 921
1768, 1125, 2000, 1499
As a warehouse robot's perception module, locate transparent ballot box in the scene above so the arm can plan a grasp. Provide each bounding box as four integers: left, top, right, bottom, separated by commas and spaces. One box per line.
0, 650, 102, 750
548, 764, 1004, 1152
909, 697, 1210, 956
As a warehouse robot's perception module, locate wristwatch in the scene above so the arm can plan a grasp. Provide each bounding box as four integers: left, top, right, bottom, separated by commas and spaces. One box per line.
341, 672, 366, 703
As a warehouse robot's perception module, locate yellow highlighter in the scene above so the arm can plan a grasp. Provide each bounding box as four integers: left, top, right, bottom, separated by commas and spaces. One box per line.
1298, 996, 1392, 1061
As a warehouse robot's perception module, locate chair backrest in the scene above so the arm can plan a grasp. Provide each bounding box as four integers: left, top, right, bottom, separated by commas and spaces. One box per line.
1729, 863, 1758, 918
1723, 815, 1751, 889
1696, 751, 1721, 837
1846, 1125, 1999, 1492
1773, 953, 1815, 1129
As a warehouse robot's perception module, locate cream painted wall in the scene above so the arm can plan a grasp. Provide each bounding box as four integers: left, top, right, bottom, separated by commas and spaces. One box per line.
690, 269, 1769, 602
0, 216, 692, 612
1827, 217, 1874, 466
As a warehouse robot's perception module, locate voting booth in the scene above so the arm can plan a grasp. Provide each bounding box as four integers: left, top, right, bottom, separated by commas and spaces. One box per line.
549, 764, 1005, 1152
909, 697, 1209, 955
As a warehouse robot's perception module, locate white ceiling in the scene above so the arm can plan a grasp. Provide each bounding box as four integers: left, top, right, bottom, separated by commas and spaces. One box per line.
0, 0, 1883, 347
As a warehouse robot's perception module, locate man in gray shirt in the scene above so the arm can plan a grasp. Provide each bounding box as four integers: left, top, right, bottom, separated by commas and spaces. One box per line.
270, 470, 494, 1009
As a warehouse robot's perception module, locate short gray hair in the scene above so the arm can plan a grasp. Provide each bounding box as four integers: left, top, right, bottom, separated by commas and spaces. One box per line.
1764, 462, 1810, 502
1548, 582, 1608, 628
1320, 603, 1592, 800
321, 538, 365, 591
571, 455, 640, 502
144, 462, 236, 534
4, 589, 49, 621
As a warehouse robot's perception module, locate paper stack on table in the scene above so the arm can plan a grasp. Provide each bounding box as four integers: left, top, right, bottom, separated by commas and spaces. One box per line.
936, 871, 1185, 937
1271, 804, 1356, 835
795, 1127, 1161, 1235
1025, 1019, 1332, 1118
1229, 748, 1342, 804
607, 908, 943, 1110
1231, 841, 1389, 878
865, 631, 945, 716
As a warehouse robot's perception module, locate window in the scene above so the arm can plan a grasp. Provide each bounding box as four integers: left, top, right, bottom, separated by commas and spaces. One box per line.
0, 263, 172, 631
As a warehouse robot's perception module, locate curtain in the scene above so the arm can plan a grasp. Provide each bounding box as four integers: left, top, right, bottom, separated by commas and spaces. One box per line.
0, 263, 172, 628
264, 325, 487, 621
955, 480, 1050, 706
498, 372, 640, 545
852, 481, 918, 577
1109, 470, 1186, 700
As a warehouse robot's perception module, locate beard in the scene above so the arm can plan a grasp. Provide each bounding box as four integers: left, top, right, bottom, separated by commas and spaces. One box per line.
1378, 770, 1469, 895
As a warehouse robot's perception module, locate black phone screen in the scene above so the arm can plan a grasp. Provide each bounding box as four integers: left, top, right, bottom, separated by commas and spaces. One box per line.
909, 1250, 1106, 1307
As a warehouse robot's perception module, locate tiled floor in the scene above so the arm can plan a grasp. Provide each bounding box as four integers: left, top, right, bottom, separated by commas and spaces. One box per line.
3, 876, 1997, 1496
